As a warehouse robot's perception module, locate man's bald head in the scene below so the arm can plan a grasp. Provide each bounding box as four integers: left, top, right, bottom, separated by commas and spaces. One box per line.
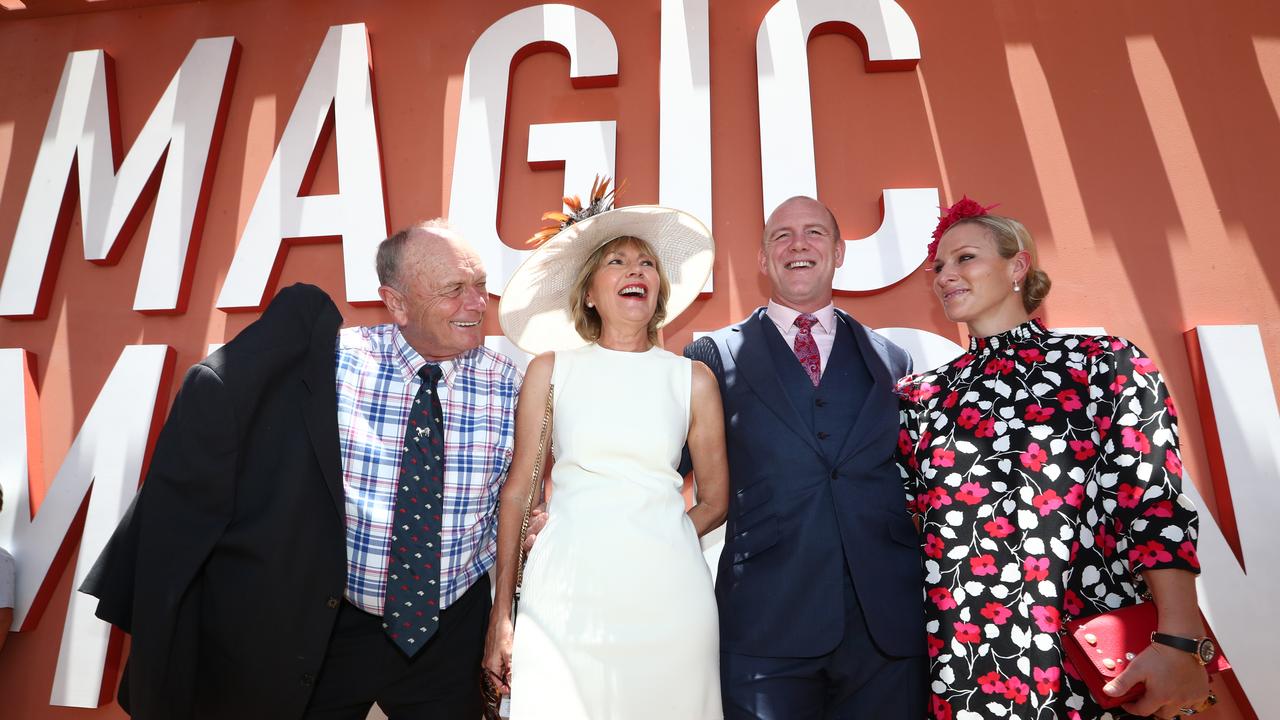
376, 219, 462, 290
763, 196, 840, 247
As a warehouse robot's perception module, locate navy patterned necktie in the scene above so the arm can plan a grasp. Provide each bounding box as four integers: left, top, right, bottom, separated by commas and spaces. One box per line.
383, 363, 445, 656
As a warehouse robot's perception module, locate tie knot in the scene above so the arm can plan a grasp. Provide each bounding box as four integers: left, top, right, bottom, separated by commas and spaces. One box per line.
794, 313, 817, 332
419, 363, 443, 386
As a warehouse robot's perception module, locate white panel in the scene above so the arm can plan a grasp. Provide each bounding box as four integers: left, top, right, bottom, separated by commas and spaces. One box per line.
660, 0, 714, 292
875, 326, 964, 374
449, 4, 617, 294
0, 38, 235, 316
1183, 325, 1279, 717
1052, 326, 1107, 336
527, 121, 617, 209
218, 24, 387, 309
756, 0, 932, 292
0, 345, 169, 707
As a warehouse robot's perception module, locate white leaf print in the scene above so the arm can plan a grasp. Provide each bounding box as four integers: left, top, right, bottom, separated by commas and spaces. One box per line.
1037, 581, 1059, 598
1152, 427, 1172, 446
927, 619, 940, 633
947, 545, 970, 560
1050, 537, 1070, 560
1136, 462, 1152, 481
1129, 397, 1144, 414
958, 711, 984, 720
1006, 418, 1024, 430
925, 560, 941, 583
1044, 464, 1061, 481
1103, 498, 1117, 514
939, 665, 955, 684
999, 405, 1016, 419
1017, 509, 1039, 530
990, 585, 1009, 599
954, 587, 968, 605
951, 638, 968, 657
1098, 472, 1119, 488
930, 680, 946, 694
977, 505, 994, 518
1059, 524, 1074, 541
1117, 412, 1139, 427
1023, 537, 1045, 554
1082, 565, 1101, 587
1000, 563, 1021, 583
1017, 656, 1031, 675
945, 472, 964, 487
971, 464, 989, 476
964, 391, 981, 403
959, 607, 971, 622
1050, 438, 1067, 455
946, 510, 965, 526
979, 538, 997, 551
1032, 383, 1053, 396
986, 703, 1009, 717
1042, 368, 1061, 382
940, 527, 957, 539
1068, 466, 1086, 483
993, 435, 1012, 452
1161, 526, 1185, 542
991, 481, 1007, 493
1011, 624, 1032, 648
934, 414, 949, 430
994, 379, 1012, 397
955, 441, 978, 454
1113, 454, 1136, 467
965, 581, 985, 596
1029, 425, 1053, 440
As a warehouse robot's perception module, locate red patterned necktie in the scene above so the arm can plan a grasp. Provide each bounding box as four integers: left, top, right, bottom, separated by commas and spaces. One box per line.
383, 363, 445, 656
793, 314, 821, 386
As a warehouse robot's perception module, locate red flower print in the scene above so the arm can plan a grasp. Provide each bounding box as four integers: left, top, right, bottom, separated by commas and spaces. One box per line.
1121, 427, 1150, 453
952, 353, 975, 369
925, 487, 953, 510
1095, 415, 1111, 440
927, 633, 944, 658
956, 481, 989, 505
943, 390, 959, 408
1178, 541, 1200, 569
916, 431, 933, 453
1094, 524, 1116, 557
976, 418, 997, 438
981, 601, 1013, 625
1033, 489, 1064, 517
1057, 388, 1083, 411
1023, 556, 1049, 581
898, 429, 913, 455
954, 621, 981, 643
1130, 540, 1174, 568
1110, 374, 1129, 394
985, 516, 1015, 538
1079, 338, 1102, 357
1132, 356, 1156, 375
1165, 396, 1178, 417
957, 407, 981, 429
1064, 485, 1085, 508
918, 383, 941, 401
1143, 500, 1173, 518
1020, 443, 1048, 472
1031, 605, 1061, 633
930, 694, 953, 720
929, 587, 957, 610
984, 358, 1015, 376
1025, 404, 1056, 422
1019, 348, 1045, 363
1004, 676, 1031, 704
978, 670, 1006, 694
969, 554, 998, 576
1069, 439, 1096, 461
1165, 449, 1182, 477
1034, 666, 1061, 695
932, 448, 956, 468
1116, 483, 1143, 509
1063, 590, 1084, 616
924, 533, 945, 559
1069, 367, 1089, 385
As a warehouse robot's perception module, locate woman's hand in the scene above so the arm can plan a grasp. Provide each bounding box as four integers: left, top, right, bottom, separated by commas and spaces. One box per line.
1103, 642, 1212, 718
482, 614, 514, 695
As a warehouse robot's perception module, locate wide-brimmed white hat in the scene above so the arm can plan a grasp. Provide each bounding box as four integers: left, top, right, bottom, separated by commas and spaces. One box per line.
498, 205, 714, 355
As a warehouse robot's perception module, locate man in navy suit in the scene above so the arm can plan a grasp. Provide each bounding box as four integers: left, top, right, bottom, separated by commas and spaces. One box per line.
683, 196, 926, 719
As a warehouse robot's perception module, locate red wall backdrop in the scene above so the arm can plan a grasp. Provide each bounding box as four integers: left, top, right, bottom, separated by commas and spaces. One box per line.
1, 1, 1276, 717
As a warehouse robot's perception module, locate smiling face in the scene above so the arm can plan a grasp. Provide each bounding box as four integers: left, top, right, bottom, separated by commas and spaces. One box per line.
759, 196, 845, 313
378, 227, 488, 361
584, 237, 664, 336
931, 221, 1029, 335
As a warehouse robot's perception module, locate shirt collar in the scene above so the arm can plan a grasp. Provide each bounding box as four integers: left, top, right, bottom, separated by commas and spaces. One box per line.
766, 299, 837, 335
390, 326, 469, 385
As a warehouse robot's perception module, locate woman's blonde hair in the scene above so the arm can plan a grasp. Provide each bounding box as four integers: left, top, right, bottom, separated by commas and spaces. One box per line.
569, 236, 671, 346
952, 215, 1052, 313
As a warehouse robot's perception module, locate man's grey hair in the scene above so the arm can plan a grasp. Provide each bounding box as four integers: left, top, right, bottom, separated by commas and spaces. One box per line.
376, 218, 454, 288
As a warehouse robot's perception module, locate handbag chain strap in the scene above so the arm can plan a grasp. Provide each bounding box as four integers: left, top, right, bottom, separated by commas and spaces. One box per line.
513, 382, 554, 608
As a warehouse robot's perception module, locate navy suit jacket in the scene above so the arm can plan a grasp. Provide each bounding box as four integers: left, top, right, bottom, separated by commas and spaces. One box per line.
684, 308, 925, 659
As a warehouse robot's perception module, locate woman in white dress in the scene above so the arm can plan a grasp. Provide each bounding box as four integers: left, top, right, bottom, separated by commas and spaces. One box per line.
483, 195, 728, 720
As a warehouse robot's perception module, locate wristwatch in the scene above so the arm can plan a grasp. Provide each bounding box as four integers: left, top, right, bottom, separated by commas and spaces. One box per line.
1151, 631, 1217, 665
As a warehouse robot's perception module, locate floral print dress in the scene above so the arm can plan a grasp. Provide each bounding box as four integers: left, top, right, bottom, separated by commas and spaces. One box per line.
896, 319, 1200, 720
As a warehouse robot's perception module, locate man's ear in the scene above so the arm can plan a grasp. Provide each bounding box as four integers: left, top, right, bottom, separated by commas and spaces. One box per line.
378, 285, 409, 326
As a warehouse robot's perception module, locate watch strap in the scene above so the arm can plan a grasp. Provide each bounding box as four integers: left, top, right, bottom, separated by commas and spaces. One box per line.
1150, 631, 1201, 655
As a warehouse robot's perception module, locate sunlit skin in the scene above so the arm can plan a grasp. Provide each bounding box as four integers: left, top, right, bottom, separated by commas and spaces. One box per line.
585, 242, 660, 352
759, 197, 845, 313
931, 222, 1029, 338
377, 228, 488, 361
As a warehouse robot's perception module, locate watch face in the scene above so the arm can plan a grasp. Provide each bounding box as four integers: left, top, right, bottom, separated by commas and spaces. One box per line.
1197, 638, 1217, 664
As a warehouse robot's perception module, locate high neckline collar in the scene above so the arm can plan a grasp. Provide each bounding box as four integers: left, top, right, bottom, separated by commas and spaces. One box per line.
968, 317, 1048, 353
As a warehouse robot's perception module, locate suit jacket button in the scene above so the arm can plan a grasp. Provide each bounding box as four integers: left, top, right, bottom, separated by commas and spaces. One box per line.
817, 431, 830, 440
815, 397, 827, 407
830, 470, 838, 480
301, 673, 315, 687
326, 596, 340, 609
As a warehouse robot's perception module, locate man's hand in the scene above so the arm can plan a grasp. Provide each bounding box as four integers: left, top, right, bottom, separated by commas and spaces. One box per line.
1104, 642, 1213, 718
522, 503, 548, 553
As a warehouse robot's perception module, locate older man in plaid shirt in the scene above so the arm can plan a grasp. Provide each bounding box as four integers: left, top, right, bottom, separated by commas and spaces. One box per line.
83, 220, 520, 720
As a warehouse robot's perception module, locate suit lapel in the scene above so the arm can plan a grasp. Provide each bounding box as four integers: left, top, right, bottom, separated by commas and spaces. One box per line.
729, 309, 824, 457
302, 310, 345, 519
832, 311, 896, 467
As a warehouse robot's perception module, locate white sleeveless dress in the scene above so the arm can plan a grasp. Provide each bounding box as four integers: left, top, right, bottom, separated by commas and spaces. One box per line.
509, 343, 722, 720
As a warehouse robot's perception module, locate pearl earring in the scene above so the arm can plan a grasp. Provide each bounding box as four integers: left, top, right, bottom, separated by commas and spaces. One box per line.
1013, 281, 1021, 293
586, 300, 595, 308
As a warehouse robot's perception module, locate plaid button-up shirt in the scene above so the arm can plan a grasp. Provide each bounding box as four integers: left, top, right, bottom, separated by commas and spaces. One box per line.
335, 324, 521, 614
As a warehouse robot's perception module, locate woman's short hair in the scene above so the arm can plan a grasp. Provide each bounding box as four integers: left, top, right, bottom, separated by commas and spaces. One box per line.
569, 236, 671, 346
952, 214, 1052, 313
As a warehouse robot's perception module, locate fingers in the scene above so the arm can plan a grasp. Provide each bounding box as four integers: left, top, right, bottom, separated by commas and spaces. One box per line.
522, 531, 538, 553
1102, 667, 1138, 699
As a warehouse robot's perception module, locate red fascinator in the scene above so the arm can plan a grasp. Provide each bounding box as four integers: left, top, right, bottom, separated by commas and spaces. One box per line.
928, 196, 998, 263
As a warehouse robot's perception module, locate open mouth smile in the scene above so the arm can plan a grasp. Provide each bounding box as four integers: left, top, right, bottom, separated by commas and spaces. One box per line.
618, 283, 648, 299
451, 320, 481, 328
785, 260, 816, 270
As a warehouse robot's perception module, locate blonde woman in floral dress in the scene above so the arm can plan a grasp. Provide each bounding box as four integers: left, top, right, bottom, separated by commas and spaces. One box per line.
896, 199, 1215, 720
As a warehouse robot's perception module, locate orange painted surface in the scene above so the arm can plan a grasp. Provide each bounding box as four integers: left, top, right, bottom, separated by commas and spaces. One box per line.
0, 1, 1276, 717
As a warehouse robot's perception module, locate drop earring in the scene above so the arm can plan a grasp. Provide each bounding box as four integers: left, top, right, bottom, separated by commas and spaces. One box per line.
1013, 280, 1021, 293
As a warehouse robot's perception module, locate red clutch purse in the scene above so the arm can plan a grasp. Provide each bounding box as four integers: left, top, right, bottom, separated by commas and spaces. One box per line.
1062, 602, 1230, 709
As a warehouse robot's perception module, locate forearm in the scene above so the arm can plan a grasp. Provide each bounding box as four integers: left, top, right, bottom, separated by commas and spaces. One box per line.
687, 500, 726, 537
1142, 567, 1205, 637
489, 486, 528, 619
